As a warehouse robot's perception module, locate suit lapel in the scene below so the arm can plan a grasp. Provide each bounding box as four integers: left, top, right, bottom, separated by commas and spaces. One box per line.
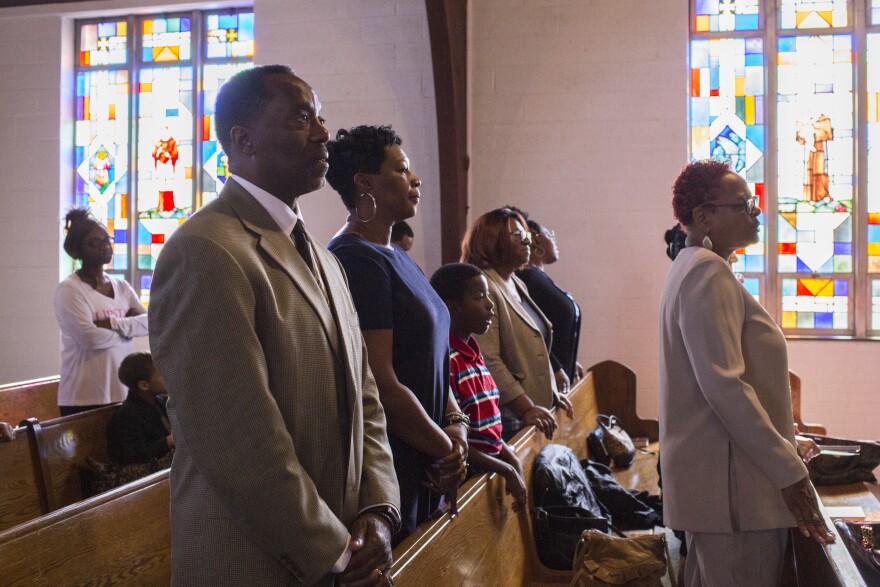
219, 180, 342, 363
485, 268, 541, 334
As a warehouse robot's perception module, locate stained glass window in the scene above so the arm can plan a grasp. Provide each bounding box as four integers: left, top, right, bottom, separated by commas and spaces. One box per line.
687, 1, 880, 337
206, 13, 255, 59
74, 10, 253, 303
781, 277, 849, 329
690, 36, 766, 290
694, 0, 761, 32
868, 35, 880, 276
779, 0, 848, 29
75, 70, 130, 272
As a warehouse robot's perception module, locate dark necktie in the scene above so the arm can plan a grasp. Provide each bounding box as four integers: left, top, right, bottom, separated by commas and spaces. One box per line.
292, 219, 328, 301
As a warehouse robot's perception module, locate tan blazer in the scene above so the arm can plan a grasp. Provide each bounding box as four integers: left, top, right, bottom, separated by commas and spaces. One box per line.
475, 268, 557, 412
149, 179, 399, 586
659, 247, 807, 533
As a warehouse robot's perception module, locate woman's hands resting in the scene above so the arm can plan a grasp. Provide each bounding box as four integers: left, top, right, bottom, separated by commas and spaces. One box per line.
424, 424, 469, 516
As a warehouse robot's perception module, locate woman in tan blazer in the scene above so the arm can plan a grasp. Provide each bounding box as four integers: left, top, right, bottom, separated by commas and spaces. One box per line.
660, 160, 834, 586
461, 208, 574, 440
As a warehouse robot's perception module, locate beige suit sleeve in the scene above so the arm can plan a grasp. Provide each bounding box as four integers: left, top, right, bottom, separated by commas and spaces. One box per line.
149, 234, 349, 583
678, 259, 807, 489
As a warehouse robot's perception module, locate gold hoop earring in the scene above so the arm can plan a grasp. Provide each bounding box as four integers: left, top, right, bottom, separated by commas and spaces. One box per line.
356, 193, 377, 223
534, 246, 545, 258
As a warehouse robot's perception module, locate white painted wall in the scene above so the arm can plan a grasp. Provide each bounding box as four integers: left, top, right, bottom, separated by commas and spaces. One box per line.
0, 0, 440, 384
469, 0, 879, 439
0, 0, 875, 440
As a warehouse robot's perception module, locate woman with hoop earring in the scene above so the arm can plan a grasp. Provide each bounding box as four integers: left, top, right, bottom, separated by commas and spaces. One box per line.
326, 125, 468, 543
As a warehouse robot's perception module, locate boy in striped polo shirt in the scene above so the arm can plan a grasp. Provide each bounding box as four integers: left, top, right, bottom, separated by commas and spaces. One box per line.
431, 263, 527, 512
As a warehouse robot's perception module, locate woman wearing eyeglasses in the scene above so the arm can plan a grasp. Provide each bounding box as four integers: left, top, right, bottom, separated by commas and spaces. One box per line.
660, 160, 833, 586
461, 208, 574, 441
55, 208, 148, 416
512, 213, 584, 391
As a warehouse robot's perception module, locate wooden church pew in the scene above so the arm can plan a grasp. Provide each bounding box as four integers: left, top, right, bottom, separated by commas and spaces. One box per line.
0, 425, 43, 531
789, 370, 828, 435
0, 469, 171, 586
0, 376, 60, 425
23, 404, 120, 512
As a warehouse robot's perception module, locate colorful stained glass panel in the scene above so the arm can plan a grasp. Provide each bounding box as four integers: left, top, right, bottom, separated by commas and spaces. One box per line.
79, 20, 128, 66
780, 277, 849, 329
779, 0, 847, 29
142, 17, 191, 63
776, 35, 853, 277
206, 12, 255, 59
693, 0, 760, 32
75, 69, 130, 272
691, 37, 765, 272
201, 62, 253, 205
868, 35, 880, 273
136, 66, 194, 271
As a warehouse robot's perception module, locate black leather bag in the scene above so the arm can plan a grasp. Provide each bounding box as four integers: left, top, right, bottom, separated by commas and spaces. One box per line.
833, 520, 880, 586
587, 414, 636, 468
805, 434, 880, 486
533, 506, 610, 570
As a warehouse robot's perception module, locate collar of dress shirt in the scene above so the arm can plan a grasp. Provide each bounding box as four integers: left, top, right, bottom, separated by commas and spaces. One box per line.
230, 174, 301, 235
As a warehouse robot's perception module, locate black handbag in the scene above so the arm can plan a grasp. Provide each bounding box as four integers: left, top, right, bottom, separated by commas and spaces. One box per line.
833, 520, 880, 586
805, 434, 880, 486
587, 414, 636, 468
533, 506, 610, 570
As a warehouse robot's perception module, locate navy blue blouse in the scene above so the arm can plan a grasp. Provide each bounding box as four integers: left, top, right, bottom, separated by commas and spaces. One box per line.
328, 233, 450, 540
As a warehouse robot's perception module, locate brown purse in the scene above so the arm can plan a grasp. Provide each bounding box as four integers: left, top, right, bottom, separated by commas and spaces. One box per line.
571, 529, 675, 587
587, 415, 637, 468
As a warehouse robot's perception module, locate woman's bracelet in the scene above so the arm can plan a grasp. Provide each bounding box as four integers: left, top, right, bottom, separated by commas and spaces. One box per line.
443, 410, 470, 428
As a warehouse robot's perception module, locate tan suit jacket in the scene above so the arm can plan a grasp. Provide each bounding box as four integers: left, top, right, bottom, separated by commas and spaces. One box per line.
659, 247, 807, 533
475, 268, 557, 412
149, 179, 399, 586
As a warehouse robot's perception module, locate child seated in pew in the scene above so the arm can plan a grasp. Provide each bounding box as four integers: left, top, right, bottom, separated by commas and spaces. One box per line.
107, 352, 174, 465
431, 263, 527, 511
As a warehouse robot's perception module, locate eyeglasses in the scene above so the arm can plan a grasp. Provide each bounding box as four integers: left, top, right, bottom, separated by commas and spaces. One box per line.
509, 230, 532, 244
701, 195, 759, 214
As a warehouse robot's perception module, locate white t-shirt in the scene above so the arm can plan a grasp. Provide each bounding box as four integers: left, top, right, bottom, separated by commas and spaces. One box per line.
54, 273, 149, 406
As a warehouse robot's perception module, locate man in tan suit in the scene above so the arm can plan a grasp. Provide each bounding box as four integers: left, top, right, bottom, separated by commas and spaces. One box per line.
149, 65, 400, 586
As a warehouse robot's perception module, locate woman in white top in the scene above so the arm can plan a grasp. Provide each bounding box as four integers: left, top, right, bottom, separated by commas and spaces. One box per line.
659, 160, 834, 586
55, 209, 148, 416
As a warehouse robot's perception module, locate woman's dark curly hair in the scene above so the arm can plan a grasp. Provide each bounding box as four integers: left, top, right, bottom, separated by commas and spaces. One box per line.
325, 125, 402, 209
63, 207, 103, 260
671, 159, 732, 226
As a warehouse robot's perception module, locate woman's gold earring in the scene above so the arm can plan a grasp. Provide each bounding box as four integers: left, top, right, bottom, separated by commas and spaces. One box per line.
702, 235, 713, 250
535, 246, 545, 258
356, 193, 377, 223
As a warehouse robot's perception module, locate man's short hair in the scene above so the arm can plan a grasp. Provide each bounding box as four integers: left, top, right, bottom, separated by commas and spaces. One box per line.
430, 263, 484, 303
214, 64, 296, 154
391, 220, 414, 242
118, 352, 155, 390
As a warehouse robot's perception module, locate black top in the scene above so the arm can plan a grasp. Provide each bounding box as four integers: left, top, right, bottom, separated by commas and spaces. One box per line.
328, 233, 450, 540
107, 391, 171, 465
516, 265, 582, 379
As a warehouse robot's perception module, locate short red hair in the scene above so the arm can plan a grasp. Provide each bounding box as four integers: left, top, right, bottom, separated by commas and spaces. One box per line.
671, 159, 732, 226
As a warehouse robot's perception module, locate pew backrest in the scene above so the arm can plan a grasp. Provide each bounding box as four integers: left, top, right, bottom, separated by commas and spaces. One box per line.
0, 376, 59, 425
588, 360, 659, 442
0, 426, 43, 531
24, 404, 119, 512
789, 370, 828, 435
0, 469, 171, 586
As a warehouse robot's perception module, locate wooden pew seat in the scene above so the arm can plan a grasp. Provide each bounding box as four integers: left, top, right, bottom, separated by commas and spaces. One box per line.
0, 426, 42, 532
0, 376, 59, 425
0, 469, 171, 586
